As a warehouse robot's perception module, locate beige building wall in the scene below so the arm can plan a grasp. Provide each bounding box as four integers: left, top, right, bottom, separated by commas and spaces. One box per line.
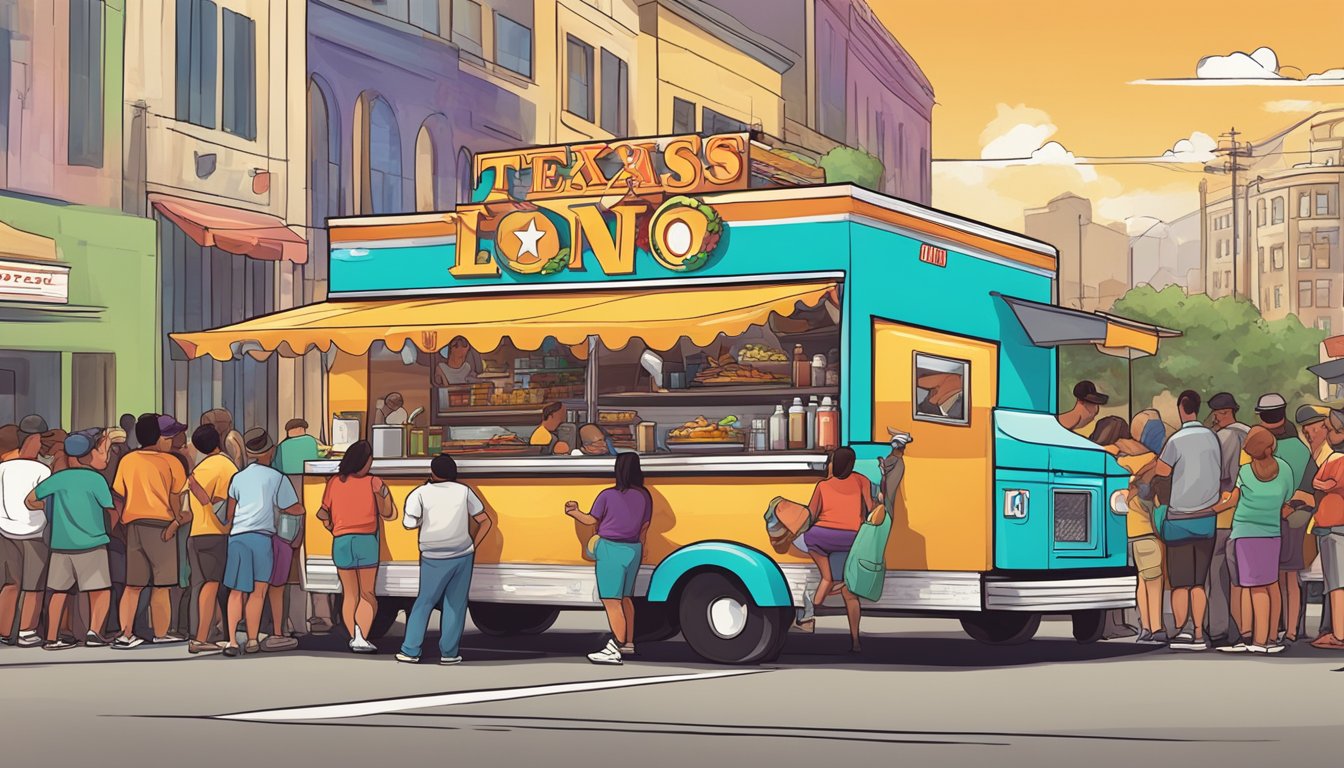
551, 0, 641, 143
1024, 193, 1130, 311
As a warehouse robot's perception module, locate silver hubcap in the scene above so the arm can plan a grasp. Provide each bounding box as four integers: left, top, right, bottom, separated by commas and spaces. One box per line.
707, 597, 748, 639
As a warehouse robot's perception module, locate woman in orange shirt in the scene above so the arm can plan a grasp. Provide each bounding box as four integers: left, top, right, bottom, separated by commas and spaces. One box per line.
317, 440, 396, 653
796, 446, 879, 651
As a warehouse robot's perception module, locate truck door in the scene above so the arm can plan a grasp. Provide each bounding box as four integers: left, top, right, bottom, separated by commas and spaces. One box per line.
871, 320, 999, 573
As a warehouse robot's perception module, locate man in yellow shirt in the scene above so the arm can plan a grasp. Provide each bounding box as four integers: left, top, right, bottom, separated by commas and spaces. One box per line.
185, 425, 237, 654
110, 415, 189, 649
530, 402, 571, 455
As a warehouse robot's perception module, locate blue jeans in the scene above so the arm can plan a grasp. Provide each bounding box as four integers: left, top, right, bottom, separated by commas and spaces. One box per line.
400, 552, 474, 659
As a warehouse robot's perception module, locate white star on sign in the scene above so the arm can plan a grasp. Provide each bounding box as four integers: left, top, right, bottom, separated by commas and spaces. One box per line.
513, 218, 546, 259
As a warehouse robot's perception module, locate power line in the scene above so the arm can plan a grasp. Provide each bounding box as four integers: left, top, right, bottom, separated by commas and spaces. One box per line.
932, 146, 1341, 165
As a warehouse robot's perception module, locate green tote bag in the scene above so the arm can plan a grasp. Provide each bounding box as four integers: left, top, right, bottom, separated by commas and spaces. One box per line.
844, 506, 892, 602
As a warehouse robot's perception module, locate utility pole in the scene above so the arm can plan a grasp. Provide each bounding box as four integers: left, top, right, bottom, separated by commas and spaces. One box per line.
1210, 129, 1252, 299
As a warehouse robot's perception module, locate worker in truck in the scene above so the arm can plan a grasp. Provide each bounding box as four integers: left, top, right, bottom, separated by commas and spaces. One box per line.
1058, 380, 1108, 433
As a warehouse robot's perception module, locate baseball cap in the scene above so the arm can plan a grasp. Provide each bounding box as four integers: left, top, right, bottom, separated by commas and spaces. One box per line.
1252, 395, 1284, 414
1330, 409, 1344, 433
105, 427, 127, 444
18, 414, 49, 439
1208, 392, 1239, 412
1073, 380, 1109, 406
63, 432, 94, 459
243, 427, 274, 454
157, 415, 187, 438
1295, 405, 1329, 427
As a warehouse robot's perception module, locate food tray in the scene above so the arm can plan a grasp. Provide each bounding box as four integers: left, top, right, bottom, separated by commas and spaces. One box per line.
666, 440, 747, 453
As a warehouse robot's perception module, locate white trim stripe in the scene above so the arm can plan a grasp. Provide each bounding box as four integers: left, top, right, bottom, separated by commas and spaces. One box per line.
333, 236, 456, 251
327, 271, 846, 299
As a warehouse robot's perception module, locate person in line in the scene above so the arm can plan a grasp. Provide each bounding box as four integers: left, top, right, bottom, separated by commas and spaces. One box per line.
794, 446, 879, 653
433, 336, 485, 386
161, 417, 194, 642
110, 415, 191, 649
201, 409, 247, 470
530, 402, 572, 455
1132, 475, 1171, 643
1131, 409, 1171, 456
1253, 396, 1311, 645
1058, 380, 1108, 433
0, 432, 53, 647
1305, 410, 1344, 650
565, 452, 654, 665
318, 440, 396, 654
221, 429, 304, 656
1278, 406, 1325, 646
570, 424, 616, 456
397, 454, 492, 665
26, 431, 116, 649
1089, 416, 1154, 639
1207, 392, 1251, 649
184, 425, 236, 654
1151, 390, 1221, 651
0, 423, 20, 461
1212, 426, 1294, 654
271, 418, 331, 636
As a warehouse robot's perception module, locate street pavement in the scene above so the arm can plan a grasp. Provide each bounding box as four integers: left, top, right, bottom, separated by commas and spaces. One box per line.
3, 609, 1340, 767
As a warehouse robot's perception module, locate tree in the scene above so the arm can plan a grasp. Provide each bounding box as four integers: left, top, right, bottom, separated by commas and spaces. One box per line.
1059, 285, 1326, 414
819, 146, 884, 190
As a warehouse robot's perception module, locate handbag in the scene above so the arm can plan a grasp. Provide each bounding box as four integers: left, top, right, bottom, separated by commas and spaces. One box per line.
844, 504, 892, 602
277, 511, 303, 544
764, 497, 813, 555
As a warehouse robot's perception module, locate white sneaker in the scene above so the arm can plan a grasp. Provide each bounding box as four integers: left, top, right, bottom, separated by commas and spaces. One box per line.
1217, 643, 1250, 653
440, 656, 462, 665
587, 639, 623, 665
1169, 632, 1208, 651
349, 628, 376, 654
1249, 643, 1286, 655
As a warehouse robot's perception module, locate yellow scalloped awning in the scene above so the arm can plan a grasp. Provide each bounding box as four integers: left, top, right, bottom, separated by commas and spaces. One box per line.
170, 281, 840, 361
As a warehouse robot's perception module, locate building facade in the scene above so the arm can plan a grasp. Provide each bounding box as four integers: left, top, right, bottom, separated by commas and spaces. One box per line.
1202, 110, 1344, 334
1024, 193, 1130, 311
0, 0, 158, 430
1129, 209, 1200, 294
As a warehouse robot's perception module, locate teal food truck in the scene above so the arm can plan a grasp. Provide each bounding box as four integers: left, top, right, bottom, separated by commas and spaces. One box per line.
174, 133, 1176, 663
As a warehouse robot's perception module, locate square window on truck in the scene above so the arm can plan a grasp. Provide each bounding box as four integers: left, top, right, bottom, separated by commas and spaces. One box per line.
913, 352, 969, 425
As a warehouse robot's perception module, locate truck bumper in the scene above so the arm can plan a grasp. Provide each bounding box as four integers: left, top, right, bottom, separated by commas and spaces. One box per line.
983, 574, 1137, 611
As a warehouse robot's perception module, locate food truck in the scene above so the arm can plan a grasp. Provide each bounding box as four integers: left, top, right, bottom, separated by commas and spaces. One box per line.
173, 132, 1171, 664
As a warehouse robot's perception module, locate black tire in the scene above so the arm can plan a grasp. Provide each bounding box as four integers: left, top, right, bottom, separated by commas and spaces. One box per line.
632, 597, 681, 643
677, 571, 792, 665
368, 597, 413, 640
468, 602, 561, 637
960, 612, 1041, 645
1071, 609, 1107, 644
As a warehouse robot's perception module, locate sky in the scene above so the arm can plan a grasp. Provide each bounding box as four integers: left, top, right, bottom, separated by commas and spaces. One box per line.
871, 0, 1344, 232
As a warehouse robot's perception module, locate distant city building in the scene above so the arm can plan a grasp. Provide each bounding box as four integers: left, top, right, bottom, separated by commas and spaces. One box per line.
1129, 209, 1200, 293
1024, 193, 1130, 311
1203, 109, 1344, 335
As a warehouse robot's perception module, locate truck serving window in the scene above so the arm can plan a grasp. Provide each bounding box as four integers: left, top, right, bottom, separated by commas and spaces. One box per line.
913, 353, 969, 425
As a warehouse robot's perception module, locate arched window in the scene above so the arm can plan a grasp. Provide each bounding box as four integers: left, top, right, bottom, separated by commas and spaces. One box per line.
357, 94, 403, 214
308, 79, 341, 297
414, 115, 453, 212
457, 147, 474, 206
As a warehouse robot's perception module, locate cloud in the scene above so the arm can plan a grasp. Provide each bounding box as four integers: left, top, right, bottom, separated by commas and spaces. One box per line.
970, 104, 1098, 181
1264, 99, 1334, 112
1160, 132, 1217, 163
1133, 46, 1344, 86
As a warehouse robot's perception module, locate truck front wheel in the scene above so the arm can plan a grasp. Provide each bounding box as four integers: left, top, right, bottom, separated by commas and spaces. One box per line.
633, 598, 681, 643
960, 611, 1041, 645
677, 571, 791, 664
1070, 610, 1107, 644
468, 602, 561, 637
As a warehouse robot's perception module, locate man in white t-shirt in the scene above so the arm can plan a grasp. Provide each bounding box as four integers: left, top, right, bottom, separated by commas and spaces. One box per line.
396, 454, 492, 665
0, 433, 53, 647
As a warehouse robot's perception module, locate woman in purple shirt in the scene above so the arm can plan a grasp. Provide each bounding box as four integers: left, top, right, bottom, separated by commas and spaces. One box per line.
565, 452, 652, 665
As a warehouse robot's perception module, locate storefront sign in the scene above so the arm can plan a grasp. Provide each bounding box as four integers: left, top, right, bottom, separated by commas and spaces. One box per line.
0, 258, 69, 304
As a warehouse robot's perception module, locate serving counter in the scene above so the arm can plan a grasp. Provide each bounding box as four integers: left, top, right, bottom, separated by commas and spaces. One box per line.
302, 453, 830, 477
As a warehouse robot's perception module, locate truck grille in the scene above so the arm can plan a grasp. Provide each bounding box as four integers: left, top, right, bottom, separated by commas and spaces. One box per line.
1053, 491, 1091, 543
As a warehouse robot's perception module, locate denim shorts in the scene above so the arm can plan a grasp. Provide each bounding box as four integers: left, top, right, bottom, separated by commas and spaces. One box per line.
224, 533, 274, 593
333, 533, 380, 570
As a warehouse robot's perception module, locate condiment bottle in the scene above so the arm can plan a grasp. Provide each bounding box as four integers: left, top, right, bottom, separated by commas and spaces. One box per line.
817, 397, 839, 451
769, 405, 788, 451
792, 344, 809, 388
806, 395, 819, 449
788, 397, 806, 450
751, 418, 768, 452
811, 355, 826, 387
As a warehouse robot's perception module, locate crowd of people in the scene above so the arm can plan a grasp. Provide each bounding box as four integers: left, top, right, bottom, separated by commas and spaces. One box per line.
1066, 381, 1344, 653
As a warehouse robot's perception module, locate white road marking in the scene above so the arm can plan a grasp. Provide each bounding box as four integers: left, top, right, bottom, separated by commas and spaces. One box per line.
217, 669, 765, 722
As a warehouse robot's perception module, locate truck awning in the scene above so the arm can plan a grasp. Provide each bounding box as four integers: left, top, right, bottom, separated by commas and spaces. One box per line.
1310, 358, 1344, 385
171, 280, 839, 361
994, 293, 1181, 358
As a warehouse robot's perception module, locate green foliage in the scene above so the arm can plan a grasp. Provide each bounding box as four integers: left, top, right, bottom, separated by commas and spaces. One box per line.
819, 146, 884, 190
1059, 285, 1327, 413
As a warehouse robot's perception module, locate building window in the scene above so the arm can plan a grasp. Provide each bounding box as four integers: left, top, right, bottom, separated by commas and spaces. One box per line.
701, 107, 746, 135
816, 17, 846, 141
1319, 191, 1334, 217
68, 0, 104, 167
495, 13, 532, 78
1300, 243, 1314, 269
176, 0, 218, 129
1272, 197, 1285, 224
363, 96, 403, 214
913, 353, 969, 425
1300, 192, 1312, 218
599, 49, 628, 136
1320, 228, 1340, 270
1257, 199, 1266, 226
1318, 279, 1332, 308
1213, 271, 1221, 290
1300, 280, 1314, 308
565, 36, 594, 122
221, 9, 256, 140
1318, 317, 1333, 335
452, 0, 482, 57
1274, 286, 1282, 308
672, 97, 696, 133
1226, 271, 1232, 291
1272, 245, 1285, 270
410, 0, 441, 34
456, 146, 473, 205
415, 123, 444, 212
1258, 246, 1266, 272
